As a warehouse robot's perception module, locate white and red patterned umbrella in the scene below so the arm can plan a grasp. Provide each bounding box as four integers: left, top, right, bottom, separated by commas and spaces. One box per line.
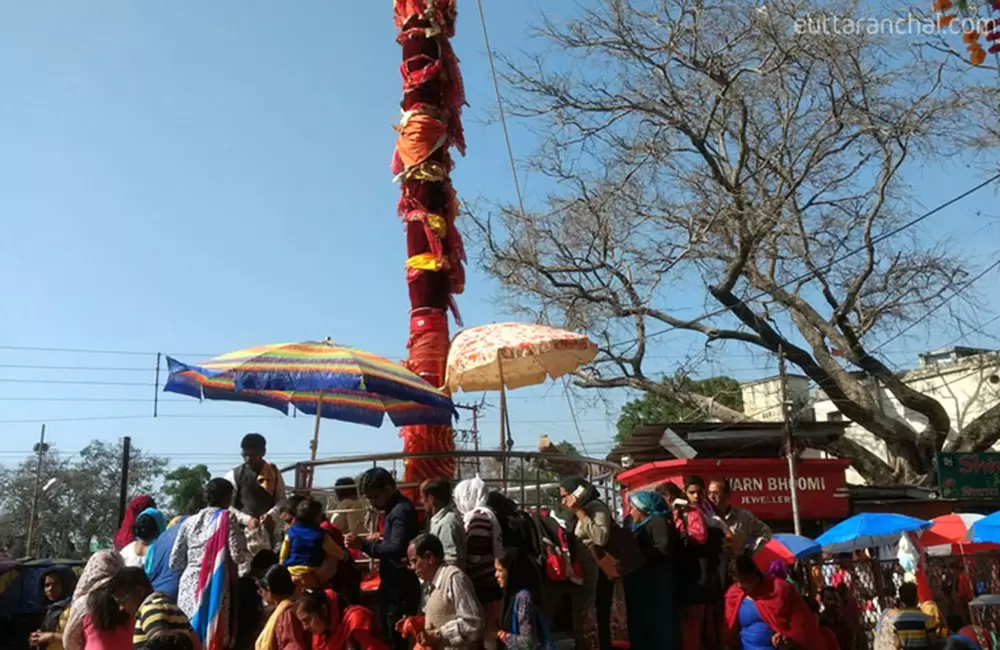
445, 322, 598, 393
921, 513, 997, 555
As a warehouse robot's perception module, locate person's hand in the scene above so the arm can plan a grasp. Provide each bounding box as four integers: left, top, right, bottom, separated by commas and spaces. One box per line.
562, 493, 579, 511
419, 628, 441, 645
771, 632, 793, 649
345, 533, 362, 549
366, 533, 382, 542
29, 631, 46, 645
247, 517, 260, 531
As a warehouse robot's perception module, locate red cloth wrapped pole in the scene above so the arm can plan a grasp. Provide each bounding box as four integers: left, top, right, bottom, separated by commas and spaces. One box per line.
393, 0, 466, 490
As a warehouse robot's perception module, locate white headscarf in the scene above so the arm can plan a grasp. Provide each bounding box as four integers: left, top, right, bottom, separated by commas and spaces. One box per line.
453, 476, 503, 559
63, 550, 125, 650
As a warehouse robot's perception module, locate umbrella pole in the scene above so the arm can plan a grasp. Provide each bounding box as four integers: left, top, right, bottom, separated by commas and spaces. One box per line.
498, 357, 508, 490
311, 391, 324, 462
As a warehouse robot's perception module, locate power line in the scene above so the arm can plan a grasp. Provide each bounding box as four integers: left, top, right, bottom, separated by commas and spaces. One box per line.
610, 172, 1000, 352
0, 412, 616, 426
475, 0, 526, 218
0, 344, 210, 357
0, 397, 190, 403
0, 414, 288, 425
871, 258, 1000, 354
0, 345, 984, 368
0, 378, 153, 386
561, 377, 590, 456
0, 363, 154, 372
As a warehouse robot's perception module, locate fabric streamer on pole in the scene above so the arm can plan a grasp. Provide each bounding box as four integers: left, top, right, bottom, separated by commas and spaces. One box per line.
393, 0, 468, 486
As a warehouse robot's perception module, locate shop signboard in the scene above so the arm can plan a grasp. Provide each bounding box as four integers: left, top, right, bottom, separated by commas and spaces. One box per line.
936, 452, 1000, 499
617, 457, 851, 520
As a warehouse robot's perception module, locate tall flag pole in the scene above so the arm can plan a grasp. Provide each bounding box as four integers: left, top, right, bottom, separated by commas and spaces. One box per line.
392, 0, 466, 487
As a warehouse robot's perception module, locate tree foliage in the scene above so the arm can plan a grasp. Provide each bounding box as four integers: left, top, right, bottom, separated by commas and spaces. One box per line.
616, 376, 744, 442
162, 464, 212, 517
467, 0, 1000, 484
0, 440, 168, 558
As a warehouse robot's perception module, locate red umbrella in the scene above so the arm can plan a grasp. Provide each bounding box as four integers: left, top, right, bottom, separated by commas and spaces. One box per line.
753, 534, 821, 572
920, 513, 999, 555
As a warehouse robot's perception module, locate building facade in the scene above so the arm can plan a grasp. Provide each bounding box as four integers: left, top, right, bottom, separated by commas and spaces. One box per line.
748, 347, 1000, 484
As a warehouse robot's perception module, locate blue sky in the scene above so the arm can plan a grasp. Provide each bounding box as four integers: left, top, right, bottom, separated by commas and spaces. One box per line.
1, 1, 998, 484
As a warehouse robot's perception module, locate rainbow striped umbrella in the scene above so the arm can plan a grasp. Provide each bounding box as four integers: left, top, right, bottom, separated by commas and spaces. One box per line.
163, 340, 455, 431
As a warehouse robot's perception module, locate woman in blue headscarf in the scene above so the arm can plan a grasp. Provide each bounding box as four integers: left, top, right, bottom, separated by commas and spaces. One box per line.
625, 491, 681, 650
120, 507, 167, 569
144, 506, 189, 603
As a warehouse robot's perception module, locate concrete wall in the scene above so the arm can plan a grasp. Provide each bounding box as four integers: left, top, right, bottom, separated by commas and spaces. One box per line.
811, 352, 1000, 484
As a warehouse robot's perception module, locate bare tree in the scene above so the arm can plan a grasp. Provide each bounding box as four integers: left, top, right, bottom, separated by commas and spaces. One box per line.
466, 0, 1000, 484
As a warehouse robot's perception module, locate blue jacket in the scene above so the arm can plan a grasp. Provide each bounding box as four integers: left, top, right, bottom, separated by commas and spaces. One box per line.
284, 524, 326, 567
147, 518, 183, 602
361, 492, 421, 605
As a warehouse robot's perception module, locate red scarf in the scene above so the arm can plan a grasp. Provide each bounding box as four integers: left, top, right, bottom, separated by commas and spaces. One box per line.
113, 495, 155, 551
311, 590, 386, 650
724, 578, 827, 650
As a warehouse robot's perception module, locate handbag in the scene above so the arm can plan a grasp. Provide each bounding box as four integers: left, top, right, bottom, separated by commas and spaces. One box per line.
545, 526, 584, 583
509, 590, 558, 650
590, 522, 644, 580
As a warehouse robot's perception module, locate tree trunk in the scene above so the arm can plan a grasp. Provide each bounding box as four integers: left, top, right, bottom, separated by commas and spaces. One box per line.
394, 0, 467, 491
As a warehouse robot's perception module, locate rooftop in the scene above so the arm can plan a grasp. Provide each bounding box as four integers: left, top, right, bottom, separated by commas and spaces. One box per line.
606, 420, 850, 466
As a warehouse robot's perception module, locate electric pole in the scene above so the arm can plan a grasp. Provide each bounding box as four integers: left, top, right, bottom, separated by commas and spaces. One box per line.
778, 348, 803, 535
453, 402, 484, 476
25, 424, 46, 557
117, 436, 132, 527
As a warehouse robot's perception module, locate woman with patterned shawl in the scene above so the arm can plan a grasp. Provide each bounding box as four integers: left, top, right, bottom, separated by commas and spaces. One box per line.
62, 550, 126, 650
171, 478, 250, 650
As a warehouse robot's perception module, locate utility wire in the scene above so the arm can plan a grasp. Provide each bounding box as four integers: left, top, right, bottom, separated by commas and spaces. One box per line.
0, 344, 211, 357
610, 172, 1000, 353
561, 377, 590, 456
0, 363, 154, 372
871, 258, 1000, 354
475, 0, 526, 217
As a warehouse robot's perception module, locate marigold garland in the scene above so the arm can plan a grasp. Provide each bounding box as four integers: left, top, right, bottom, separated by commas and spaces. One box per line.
937, 0, 1000, 63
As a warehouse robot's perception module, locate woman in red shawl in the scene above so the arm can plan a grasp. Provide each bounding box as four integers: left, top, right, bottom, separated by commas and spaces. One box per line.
294, 588, 387, 650
724, 553, 828, 650
113, 494, 156, 551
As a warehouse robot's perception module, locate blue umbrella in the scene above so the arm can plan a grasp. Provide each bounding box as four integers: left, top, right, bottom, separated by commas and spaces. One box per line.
816, 513, 931, 554
754, 534, 821, 571
968, 510, 1000, 544
772, 533, 822, 558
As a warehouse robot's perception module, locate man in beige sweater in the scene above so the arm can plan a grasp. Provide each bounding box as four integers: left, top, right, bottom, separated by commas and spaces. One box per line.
407, 533, 483, 649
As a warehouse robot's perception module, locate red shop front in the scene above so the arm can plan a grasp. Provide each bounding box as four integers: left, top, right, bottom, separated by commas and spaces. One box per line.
617, 457, 852, 533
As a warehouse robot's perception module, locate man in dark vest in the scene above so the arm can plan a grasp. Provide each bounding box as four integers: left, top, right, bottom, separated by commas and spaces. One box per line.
224, 433, 286, 567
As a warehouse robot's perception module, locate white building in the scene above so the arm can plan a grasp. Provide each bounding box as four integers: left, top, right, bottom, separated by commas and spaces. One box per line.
741, 346, 1000, 484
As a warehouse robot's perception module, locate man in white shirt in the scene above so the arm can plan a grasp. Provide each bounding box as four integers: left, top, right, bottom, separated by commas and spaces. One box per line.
224, 433, 286, 566
420, 478, 467, 569
407, 533, 483, 650
331, 476, 368, 536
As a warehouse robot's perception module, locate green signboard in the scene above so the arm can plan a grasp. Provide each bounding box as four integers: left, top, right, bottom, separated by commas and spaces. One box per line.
937, 452, 1000, 499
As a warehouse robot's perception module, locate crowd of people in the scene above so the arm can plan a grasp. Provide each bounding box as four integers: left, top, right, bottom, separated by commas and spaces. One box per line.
23, 432, 992, 650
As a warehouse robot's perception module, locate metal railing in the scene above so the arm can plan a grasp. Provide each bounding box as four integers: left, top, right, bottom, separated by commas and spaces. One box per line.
279, 449, 623, 576
281, 448, 623, 513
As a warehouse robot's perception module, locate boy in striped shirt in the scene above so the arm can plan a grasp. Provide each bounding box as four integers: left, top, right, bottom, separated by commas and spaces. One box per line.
133, 591, 200, 650
892, 583, 934, 649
